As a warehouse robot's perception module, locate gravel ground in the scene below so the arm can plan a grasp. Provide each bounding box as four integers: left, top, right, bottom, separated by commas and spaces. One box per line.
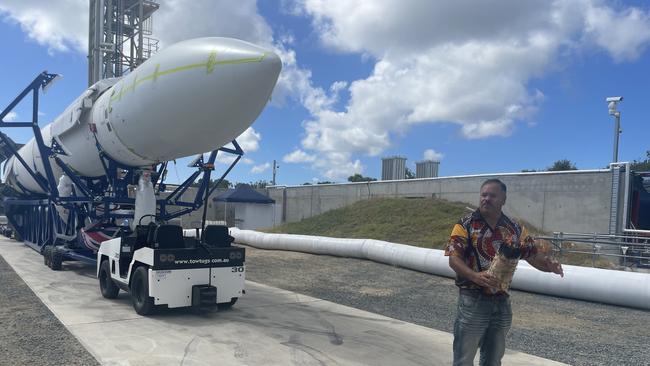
0, 255, 100, 366
243, 245, 650, 366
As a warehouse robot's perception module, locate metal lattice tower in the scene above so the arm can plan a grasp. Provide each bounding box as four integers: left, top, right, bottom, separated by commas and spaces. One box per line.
88, 0, 159, 86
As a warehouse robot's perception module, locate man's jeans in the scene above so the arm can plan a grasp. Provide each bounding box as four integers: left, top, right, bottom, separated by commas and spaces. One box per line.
452, 290, 512, 366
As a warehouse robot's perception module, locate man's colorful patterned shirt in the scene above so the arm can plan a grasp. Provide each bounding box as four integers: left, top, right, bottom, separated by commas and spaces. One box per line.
444, 210, 537, 293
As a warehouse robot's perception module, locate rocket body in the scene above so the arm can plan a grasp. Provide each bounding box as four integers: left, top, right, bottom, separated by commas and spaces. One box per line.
3, 37, 281, 195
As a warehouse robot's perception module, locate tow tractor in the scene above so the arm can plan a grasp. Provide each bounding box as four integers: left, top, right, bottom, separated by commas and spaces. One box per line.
97, 223, 245, 315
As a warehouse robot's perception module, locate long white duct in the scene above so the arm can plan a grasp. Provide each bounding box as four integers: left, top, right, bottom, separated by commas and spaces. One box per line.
228, 228, 650, 310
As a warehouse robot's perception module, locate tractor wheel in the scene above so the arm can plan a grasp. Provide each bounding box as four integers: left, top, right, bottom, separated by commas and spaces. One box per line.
130, 266, 155, 316
99, 260, 119, 299
43, 246, 52, 267
50, 248, 63, 271
217, 297, 238, 310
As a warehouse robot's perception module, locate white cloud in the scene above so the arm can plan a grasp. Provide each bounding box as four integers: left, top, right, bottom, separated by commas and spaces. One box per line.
154, 1, 273, 48
330, 80, 348, 93
0, 0, 87, 53
311, 151, 363, 180
423, 149, 443, 162
320, 155, 362, 180
214, 155, 237, 165
4, 111, 18, 122
221, 126, 261, 152
289, 0, 650, 177
296, 0, 554, 55
584, 4, 650, 61
270, 43, 337, 114
235, 127, 262, 153
215, 155, 254, 166
251, 162, 271, 174
215, 127, 261, 165
284, 149, 365, 181
283, 149, 316, 163
296, 38, 552, 159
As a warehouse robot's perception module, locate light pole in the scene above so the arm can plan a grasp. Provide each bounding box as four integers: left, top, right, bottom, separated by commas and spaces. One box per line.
272, 159, 279, 186
606, 96, 623, 163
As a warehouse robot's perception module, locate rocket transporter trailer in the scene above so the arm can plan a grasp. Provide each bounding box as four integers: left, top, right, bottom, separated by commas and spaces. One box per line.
0, 37, 281, 313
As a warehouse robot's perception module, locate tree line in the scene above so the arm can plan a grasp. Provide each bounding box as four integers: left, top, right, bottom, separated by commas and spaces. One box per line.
522, 151, 650, 172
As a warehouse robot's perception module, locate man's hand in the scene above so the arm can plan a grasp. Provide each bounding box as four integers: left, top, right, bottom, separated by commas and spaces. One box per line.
449, 256, 499, 290
527, 254, 564, 277
471, 271, 499, 289
547, 258, 564, 277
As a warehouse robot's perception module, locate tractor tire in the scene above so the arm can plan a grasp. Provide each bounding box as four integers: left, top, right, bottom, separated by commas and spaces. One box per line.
217, 297, 238, 310
50, 248, 63, 271
130, 266, 155, 316
99, 260, 119, 299
43, 246, 52, 267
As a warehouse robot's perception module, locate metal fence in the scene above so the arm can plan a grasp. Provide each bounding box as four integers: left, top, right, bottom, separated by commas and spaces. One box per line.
536, 232, 650, 268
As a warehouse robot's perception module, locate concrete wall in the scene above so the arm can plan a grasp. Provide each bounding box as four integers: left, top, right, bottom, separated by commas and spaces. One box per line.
267, 170, 614, 234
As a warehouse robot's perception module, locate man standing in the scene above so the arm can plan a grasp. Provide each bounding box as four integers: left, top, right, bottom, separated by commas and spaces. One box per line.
445, 179, 563, 366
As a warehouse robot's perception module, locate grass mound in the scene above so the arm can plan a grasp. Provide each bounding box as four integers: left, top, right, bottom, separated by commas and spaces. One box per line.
267, 197, 470, 249
267, 197, 615, 268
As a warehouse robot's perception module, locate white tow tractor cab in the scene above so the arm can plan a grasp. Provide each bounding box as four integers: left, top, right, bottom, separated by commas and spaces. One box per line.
97, 224, 245, 315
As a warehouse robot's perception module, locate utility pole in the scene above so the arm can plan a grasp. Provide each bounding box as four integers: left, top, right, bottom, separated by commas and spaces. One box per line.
606, 96, 623, 163
272, 159, 278, 186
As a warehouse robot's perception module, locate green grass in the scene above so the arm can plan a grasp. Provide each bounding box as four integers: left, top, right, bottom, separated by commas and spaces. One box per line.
267, 197, 470, 249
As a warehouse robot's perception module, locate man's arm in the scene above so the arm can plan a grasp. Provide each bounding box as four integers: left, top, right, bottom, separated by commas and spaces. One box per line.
525, 254, 564, 277
449, 256, 499, 289
519, 225, 564, 277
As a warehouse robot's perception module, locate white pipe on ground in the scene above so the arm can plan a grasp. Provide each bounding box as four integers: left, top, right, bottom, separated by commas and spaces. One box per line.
229, 228, 650, 310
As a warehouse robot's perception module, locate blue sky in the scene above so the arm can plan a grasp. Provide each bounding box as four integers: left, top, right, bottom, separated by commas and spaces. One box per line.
1, 0, 649, 186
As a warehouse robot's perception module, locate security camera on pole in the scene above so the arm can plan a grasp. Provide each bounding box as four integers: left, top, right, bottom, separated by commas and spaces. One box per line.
606, 96, 623, 163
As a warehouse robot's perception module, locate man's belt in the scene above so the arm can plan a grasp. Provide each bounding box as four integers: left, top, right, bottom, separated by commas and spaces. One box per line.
459, 287, 509, 299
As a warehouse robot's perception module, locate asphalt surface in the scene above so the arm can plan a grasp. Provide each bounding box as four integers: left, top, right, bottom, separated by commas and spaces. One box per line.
0, 255, 100, 366
243, 245, 650, 366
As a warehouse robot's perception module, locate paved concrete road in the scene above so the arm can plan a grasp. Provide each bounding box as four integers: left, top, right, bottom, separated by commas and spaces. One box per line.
0, 239, 566, 366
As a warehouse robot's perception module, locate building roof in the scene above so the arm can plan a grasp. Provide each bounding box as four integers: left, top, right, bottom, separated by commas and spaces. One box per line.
213, 185, 275, 204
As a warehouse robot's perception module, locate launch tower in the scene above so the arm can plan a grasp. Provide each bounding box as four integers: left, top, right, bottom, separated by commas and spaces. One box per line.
88, 0, 159, 86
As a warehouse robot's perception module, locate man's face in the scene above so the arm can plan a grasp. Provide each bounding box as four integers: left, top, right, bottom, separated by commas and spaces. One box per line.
479, 183, 506, 217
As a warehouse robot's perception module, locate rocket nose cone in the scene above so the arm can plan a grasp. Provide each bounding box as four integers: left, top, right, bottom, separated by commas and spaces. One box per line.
183, 37, 282, 94
263, 49, 282, 77
104, 37, 283, 163
248, 49, 282, 96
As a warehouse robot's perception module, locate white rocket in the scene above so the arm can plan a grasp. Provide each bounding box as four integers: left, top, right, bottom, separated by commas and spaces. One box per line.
2, 37, 281, 195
